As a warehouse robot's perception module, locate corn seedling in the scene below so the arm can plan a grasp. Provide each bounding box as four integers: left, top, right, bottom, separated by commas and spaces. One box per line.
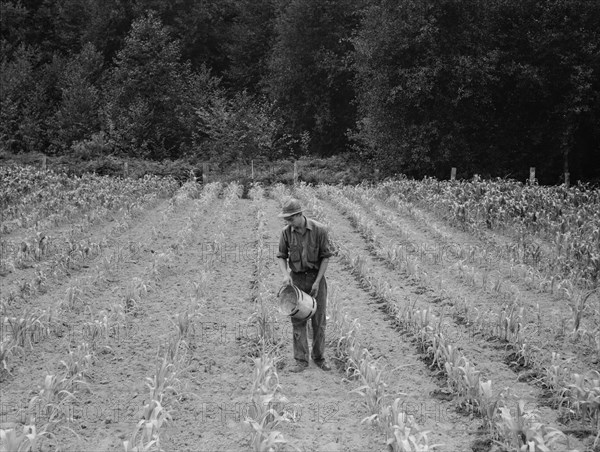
457, 359, 481, 412
82, 314, 108, 349
478, 380, 502, 436
541, 353, 570, 408
350, 351, 394, 425
0, 422, 50, 452
566, 371, 600, 435
146, 356, 180, 404
494, 399, 572, 452
245, 353, 289, 452
382, 398, 441, 452
0, 340, 14, 375
59, 342, 93, 381
123, 399, 172, 452
64, 283, 83, 310
124, 278, 148, 314
191, 270, 212, 303
6, 310, 50, 349
172, 310, 195, 346
28, 374, 77, 423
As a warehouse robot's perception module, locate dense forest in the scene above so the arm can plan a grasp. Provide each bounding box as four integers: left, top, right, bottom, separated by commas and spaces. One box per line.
1, 0, 599, 183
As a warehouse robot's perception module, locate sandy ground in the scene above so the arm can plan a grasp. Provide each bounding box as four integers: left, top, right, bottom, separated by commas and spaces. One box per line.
0, 182, 597, 451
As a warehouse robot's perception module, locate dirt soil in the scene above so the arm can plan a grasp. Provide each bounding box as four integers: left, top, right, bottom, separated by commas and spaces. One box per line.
0, 182, 597, 451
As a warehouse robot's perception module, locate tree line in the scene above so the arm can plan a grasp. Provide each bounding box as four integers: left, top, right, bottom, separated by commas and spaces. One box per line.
1, 0, 599, 183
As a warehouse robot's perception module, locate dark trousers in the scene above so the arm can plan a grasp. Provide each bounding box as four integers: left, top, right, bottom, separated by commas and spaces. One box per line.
290, 272, 327, 365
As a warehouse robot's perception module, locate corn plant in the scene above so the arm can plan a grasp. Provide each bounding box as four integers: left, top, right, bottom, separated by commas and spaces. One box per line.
0, 340, 14, 374
82, 314, 108, 349
6, 310, 50, 349
63, 282, 83, 310
145, 356, 180, 404
382, 398, 442, 452
457, 359, 481, 412
566, 371, 600, 435
124, 278, 148, 313
246, 301, 280, 352
59, 342, 93, 381
123, 399, 172, 452
28, 374, 77, 423
191, 270, 212, 303
541, 353, 570, 408
151, 250, 175, 283
244, 353, 289, 452
350, 351, 393, 425
494, 400, 571, 452
0, 422, 50, 452
568, 289, 598, 342
478, 380, 503, 436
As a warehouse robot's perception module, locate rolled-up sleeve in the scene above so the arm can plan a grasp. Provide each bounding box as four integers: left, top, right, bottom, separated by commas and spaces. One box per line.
318, 227, 333, 259
277, 228, 289, 260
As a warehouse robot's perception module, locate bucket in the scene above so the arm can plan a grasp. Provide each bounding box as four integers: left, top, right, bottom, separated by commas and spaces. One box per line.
278, 284, 317, 321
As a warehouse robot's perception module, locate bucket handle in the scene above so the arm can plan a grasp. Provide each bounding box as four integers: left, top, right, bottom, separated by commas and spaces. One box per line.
277, 284, 293, 298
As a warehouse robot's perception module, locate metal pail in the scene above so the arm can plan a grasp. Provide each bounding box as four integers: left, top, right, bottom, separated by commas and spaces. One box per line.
278, 284, 317, 321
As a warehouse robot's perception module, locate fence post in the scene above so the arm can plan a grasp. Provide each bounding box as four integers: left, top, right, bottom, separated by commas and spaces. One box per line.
41, 156, 47, 171
450, 167, 457, 181
529, 167, 536, 184
124, 162, 128, 177
251, 160, 254, 180
374, 168, 380, 181
203, 162, 208, 184
564, 172, 570, 188
293, 161, 298, 186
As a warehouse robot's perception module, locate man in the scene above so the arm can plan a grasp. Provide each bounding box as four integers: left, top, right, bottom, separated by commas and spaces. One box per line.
277, 198, 333, 372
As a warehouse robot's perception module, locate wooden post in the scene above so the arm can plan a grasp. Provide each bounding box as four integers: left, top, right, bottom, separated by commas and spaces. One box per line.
41, 156, 47, 171
564, 172, 570, 188
529, 167, 536, 184
293, 161, 298, 186
124, 162, 128, 177
203, 162, 208, 184
251, 160, 254, 180
374, 168, 380, 181
450, 167, 457, 181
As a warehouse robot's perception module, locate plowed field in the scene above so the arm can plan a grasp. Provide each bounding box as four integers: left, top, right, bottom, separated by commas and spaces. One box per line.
1, 179, 598, 451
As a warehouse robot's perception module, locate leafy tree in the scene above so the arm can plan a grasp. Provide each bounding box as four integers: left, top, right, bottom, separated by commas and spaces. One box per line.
195, 91, 289, 165
0, 44, 51, 152
0, 1, 29, 58
49, 43, 103, 151
78, 0, 136, 64
225, 0, 277, 92
352, 0, 600, 182
267, 0, 362, 156
104, 13, 209, 159
129, 0, 237, 75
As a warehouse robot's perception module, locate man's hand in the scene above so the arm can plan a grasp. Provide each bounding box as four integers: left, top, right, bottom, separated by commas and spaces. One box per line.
282, 274, 292, 286
310, 281, 320, 297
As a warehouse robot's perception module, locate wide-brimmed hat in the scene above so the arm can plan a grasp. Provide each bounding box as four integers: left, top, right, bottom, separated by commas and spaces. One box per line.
277, 198, 303, 218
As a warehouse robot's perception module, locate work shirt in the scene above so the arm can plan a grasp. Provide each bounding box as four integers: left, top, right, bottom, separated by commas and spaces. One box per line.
277, 217, 333, 272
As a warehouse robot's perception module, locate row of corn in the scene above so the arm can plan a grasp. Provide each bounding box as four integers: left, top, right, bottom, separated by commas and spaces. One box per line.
0, 173, 184, 375
349, 182, 598, 353
294, 182, 586, 451
246, 183, 290, 451
373, 178, 600, 290
123, 179, 228, 450
343, 183, 576, 299
290, 183, 439, 451
0, 164, 178, 234
322, 183, 600, 427
0, 179, 214, 450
